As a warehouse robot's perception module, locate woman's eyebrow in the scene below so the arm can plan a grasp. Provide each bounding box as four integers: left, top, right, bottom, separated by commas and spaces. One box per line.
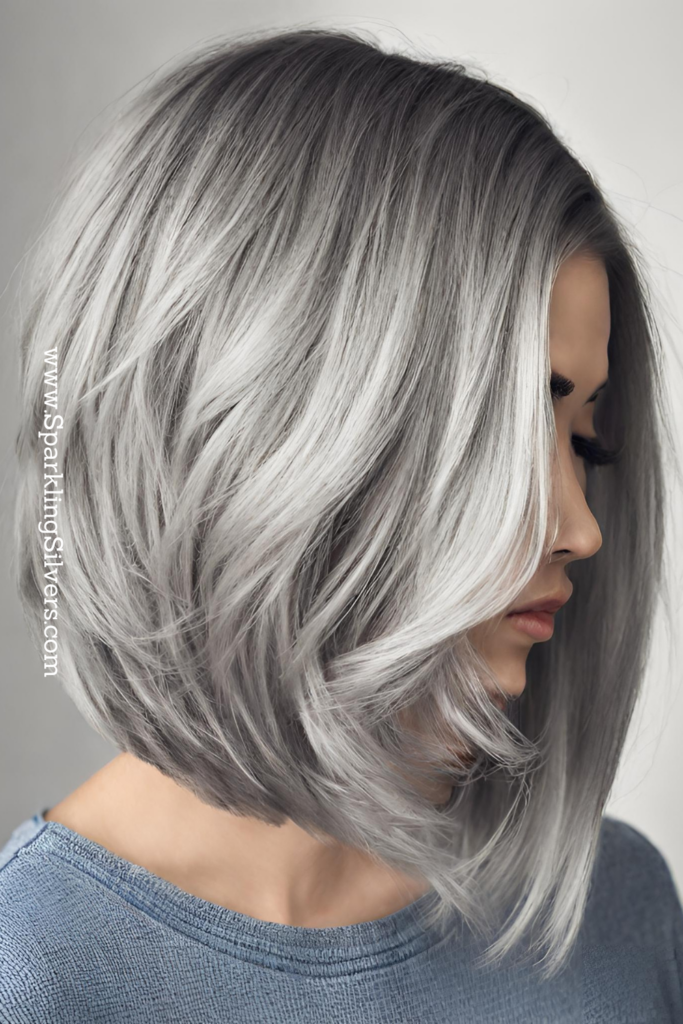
550, 371, 609, 405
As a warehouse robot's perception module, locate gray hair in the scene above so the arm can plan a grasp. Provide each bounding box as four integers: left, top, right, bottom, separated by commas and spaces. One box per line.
13, 27, 679, 979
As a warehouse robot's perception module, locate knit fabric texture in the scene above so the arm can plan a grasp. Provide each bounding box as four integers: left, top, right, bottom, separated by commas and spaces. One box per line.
0, 810, 681, 1022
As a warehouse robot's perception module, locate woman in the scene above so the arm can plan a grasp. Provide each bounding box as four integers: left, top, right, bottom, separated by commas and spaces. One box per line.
1, 26, 681, 1022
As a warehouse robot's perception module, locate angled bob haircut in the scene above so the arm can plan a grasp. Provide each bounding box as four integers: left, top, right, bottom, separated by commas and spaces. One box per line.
14, 27, 679, 979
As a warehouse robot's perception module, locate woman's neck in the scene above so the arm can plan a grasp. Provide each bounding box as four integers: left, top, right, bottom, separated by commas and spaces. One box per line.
44, 751, 432, 927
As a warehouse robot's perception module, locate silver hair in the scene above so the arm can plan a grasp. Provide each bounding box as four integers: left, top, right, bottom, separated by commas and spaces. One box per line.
13, 27, 680, 979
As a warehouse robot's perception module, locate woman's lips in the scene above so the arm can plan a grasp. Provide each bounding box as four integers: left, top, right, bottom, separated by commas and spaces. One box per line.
505, 610, 555, 641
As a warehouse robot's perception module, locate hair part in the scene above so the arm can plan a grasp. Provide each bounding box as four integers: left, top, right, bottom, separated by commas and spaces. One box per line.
13, 26, 678, 979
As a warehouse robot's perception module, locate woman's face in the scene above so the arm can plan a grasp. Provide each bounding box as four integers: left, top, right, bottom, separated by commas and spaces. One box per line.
469, 250, 610, 702
402, 251, 611, 803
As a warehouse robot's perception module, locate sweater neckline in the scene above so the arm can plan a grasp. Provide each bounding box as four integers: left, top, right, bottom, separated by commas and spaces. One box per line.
29, 810, 450, 975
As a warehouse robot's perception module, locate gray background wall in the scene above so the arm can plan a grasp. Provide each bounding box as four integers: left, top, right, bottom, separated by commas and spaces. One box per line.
2, 0, 682, 893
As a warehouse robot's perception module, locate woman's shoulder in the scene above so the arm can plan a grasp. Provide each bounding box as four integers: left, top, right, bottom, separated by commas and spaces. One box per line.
596, 814, 674, 881
584, 815, 683, 947
0, 805, 160, 1022
0, 812, 73, 1020
594, 816, 680, 898
0, 811, 46, 872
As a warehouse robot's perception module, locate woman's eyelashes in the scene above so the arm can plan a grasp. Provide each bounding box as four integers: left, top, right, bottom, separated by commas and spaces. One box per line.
570, 433, 621, 466
550, 385, 621, 467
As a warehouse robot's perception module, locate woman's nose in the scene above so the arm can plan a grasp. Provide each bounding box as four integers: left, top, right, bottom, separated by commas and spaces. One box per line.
553, 461, 604, 563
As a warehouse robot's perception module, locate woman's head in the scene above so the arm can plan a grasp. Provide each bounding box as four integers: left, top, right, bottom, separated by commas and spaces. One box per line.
14, 28, 674, 978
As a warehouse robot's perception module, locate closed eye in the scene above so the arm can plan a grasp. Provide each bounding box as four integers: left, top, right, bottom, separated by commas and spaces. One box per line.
571, 433, 621, 466
550, 380, 622, 466
550, 371, 608, 405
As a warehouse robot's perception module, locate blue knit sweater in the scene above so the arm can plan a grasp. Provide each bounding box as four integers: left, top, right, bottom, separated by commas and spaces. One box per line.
0, 810, 681, 1022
